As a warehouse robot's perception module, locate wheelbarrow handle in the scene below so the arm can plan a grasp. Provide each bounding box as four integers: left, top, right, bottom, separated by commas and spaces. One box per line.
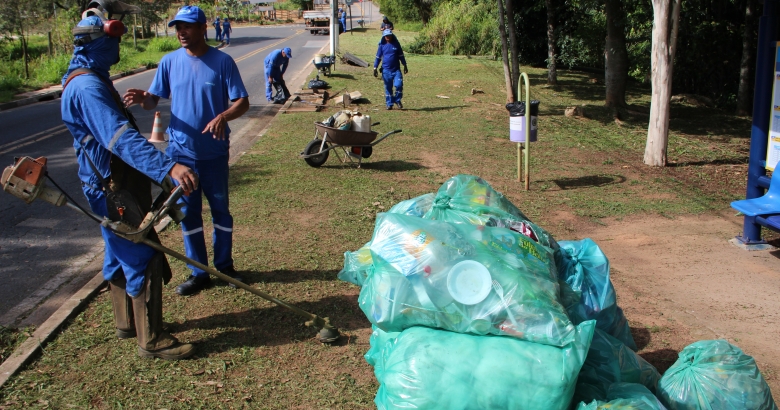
371, 129, 402, 146
371, 122, 380, 127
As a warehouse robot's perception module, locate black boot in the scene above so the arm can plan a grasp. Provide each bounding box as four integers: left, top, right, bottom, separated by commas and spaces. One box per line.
175, 275, 211, 296
219, 266, 244, 288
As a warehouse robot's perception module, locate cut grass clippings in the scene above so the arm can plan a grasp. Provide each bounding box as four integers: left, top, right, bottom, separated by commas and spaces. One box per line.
0, 25, 763, 408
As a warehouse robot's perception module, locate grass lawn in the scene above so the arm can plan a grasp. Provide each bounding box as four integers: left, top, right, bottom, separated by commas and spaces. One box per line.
0, 25, 769, 409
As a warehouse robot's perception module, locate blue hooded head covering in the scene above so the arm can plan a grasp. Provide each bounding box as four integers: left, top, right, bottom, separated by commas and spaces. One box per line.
61, 15, 120, 86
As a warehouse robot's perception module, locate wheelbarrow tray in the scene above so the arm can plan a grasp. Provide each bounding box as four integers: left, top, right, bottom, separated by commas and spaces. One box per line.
315, 122, 378, 145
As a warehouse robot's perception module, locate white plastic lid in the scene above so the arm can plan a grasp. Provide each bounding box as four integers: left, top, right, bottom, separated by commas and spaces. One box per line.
447, 260, 492, 305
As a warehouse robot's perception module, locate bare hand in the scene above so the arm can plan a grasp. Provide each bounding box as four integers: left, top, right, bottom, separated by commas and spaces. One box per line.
203, 114, 228, 140
123, 88, 148, 108
168, 164, 198, 195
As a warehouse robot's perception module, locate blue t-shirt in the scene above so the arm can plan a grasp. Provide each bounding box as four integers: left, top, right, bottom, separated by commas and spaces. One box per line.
149, 47, 248, 160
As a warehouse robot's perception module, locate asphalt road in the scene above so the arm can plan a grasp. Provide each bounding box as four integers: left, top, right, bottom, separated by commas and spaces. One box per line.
0, 24, 335, 326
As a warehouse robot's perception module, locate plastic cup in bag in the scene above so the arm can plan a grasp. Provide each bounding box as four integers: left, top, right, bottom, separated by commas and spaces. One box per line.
447, 260, 492, 305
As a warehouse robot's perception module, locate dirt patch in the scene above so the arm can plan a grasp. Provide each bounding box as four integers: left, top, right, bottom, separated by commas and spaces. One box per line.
574, 212, 780, 399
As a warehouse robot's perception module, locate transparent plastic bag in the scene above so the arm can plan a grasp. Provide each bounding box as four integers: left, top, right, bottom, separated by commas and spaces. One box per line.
367, 321, 596, 410
338, 194, 435, 286
574, 328, 661, 404
359, 213, 576, 346
658, 340, 778, 410
577, 383, 667, 410
422, 174, 559, 250
557, 239, 637, 350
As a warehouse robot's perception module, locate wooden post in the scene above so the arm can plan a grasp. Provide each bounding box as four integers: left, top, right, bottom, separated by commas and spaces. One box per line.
133, 14, 138, 48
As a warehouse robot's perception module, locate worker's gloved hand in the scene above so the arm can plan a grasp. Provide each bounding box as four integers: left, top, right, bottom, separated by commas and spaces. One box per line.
373, 68, 378, 77
403, 65, 408, 74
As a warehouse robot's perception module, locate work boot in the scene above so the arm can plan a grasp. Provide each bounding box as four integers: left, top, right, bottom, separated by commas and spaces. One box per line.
395, 101, 403, 109
219, 266, 244, 288
386, 105, 393, 110
175, 274, 211, 296
134, 253, 196, 360
109, 275, 136, 339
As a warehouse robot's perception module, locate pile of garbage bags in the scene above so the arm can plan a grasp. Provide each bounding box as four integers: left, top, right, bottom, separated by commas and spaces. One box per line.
339, 175, 777, 410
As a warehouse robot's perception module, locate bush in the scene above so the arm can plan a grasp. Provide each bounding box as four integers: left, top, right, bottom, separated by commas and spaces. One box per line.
34, 54, 71, 85
147, 36, 181, 53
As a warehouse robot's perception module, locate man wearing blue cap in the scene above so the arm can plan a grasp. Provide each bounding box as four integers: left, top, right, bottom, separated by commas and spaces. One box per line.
123, 5, 249, 297
264, 47, 292, 103
222, 17, 232, 45
213, 16, 222, 42
62, 1, 199, 360
373, 29, 408, 110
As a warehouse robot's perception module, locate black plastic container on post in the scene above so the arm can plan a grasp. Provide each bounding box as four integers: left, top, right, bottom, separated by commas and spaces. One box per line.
506, 100, 540, 143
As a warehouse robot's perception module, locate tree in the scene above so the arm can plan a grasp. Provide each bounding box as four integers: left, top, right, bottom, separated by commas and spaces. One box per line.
496, 0, 522, 102
736, 0, 758, 116
604, 0, 628, 107
644, 0, 681, 167
546, 0, 558, 85
497, 0, 514, 102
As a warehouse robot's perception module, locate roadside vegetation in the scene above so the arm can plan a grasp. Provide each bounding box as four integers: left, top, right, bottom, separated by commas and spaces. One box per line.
1, 23, 772, 408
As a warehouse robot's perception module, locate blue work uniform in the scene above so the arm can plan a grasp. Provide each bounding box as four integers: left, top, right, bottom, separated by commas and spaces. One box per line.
214, 19, 222, 41
374, 34, 407, 108
61, 36, 176, 297
264, 49, 290, 101
148, 47, 248, 278
222, 19, 231, 44
339, 10, 346, 33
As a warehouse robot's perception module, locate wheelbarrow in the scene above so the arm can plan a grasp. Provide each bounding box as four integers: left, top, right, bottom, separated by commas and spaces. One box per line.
313, 55, 334, 77
300, 122, 402, 168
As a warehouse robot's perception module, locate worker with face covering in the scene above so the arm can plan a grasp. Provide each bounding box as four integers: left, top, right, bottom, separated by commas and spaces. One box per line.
380, 15, 393, 31
60, 1, 199, 360
264, 47, 292, 103
373, 29, 408, 110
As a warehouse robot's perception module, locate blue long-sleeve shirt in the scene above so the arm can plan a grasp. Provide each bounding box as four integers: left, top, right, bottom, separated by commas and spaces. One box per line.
264, 49, 289, 78
374, 36, 406, 72
62, 73, 175, 190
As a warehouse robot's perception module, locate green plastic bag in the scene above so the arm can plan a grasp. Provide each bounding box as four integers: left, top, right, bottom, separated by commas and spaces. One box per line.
338, 194, 435, 286
557, 239, 637, 350
574, 328, 661, 404
367, 321, 596, 410
422, 174, 559, 250
577, 383, 667, 410
360, 212, 576, 346
658, 340, 778, 410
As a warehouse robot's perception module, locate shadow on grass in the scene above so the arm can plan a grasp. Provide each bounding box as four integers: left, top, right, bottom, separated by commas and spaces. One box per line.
640, 348, 680, 374
327, 73, 356, 80
631, 326, 652, 351
668, 157, 749, 167
315, 160, 425, 172
547, 174, 626, 190
668, 105, 753, 139
402, 105, 468, 112
175, 294, 372, 352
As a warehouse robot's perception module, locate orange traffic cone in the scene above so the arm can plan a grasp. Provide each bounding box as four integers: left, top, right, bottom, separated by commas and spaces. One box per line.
150, 111, 165, 143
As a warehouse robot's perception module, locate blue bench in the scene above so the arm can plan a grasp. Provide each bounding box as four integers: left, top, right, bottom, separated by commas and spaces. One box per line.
731, 169, 780, 232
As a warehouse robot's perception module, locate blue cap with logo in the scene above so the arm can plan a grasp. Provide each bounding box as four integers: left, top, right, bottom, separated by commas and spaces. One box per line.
168, 5, 206, 27
382, 29, 393, 36
283, 47, 292, 58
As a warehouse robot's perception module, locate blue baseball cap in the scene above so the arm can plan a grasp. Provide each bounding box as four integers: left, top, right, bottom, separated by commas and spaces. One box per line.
283, 47, 292, 58
168, 6, 206, 27
382, 29, 393, 36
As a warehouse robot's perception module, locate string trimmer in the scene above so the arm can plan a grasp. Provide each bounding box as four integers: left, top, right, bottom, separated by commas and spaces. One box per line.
1, 156, 340, 343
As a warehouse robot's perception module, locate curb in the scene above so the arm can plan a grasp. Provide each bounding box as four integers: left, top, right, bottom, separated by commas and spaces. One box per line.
0, 65, 158, 112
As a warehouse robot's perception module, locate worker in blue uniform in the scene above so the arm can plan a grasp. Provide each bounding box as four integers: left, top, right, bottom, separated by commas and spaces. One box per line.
264, 47, 292, 103
380, 16, 393, 31
61, 2, 199, 360
213, 17, 222, 42
373, 29, 408, 110
123, 5, 249, 297
339, 8, 347, 33
222, 17, 232, 45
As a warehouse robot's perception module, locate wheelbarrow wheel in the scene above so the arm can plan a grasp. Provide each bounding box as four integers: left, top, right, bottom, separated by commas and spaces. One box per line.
304, 139, 329, 167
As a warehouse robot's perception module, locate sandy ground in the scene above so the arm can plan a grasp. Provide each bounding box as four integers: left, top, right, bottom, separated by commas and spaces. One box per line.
577, 211, 780, 399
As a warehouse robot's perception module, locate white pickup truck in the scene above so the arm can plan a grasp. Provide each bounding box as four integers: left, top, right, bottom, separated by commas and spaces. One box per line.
303, 10, 330, 35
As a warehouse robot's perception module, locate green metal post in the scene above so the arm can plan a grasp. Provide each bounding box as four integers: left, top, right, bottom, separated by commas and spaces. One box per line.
517, 72, 530, 190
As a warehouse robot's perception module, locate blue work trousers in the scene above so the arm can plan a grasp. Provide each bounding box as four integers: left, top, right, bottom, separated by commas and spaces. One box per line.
85, 186, 155, 297
223, 30, 231, 44
169, 153, 234, 277
215, 27, 222, 41
382, 69, 403, 107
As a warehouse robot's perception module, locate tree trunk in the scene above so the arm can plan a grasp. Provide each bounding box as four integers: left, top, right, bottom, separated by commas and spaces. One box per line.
736, 0, 758, 116
497, 0, 514, 102
504, 0, 521, 95
604, 0, 629, 107
546, 0, 557, 85
645, 0, 682, 167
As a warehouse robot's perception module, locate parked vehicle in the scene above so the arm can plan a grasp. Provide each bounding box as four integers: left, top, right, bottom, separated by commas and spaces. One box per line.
303, 10, 330, 35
